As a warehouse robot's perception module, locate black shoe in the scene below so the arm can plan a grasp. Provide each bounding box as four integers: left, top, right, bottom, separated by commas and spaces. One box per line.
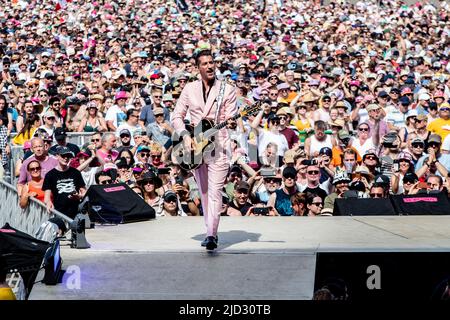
201, 236, 218, 247
205, 236, 218, 251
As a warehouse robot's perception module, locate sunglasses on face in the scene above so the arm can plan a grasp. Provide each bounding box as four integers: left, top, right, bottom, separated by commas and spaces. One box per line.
28, 166, 41, 172
151, 155, 161, 159
307, 170, 319, 175
412, 143, 424, 148
370, 193, 384, 198
358, 127, 369, 132
440, 108, 450, 112
140, 153, 150, 158
365, 156, 377, 160
60, 154, 73, 160
311, 202, 323, 206
283, 174, 296, 180
100, 179, 112, 185
120, 134, 130, 138
264, 178, 281, 184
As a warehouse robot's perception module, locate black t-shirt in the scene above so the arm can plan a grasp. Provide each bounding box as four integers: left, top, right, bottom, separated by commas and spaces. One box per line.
302, 186, 328, 201
43, 167, 86, 219
227, 200, 253, 216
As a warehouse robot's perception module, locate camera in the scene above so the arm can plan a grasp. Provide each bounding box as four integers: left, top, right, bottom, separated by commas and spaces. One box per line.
157, 167, 171, 175
175, 176, 184, 185
252, 207, 270, 215
382, 142, 394, 148
260, 168, 277, 177
301, 159, 317, 166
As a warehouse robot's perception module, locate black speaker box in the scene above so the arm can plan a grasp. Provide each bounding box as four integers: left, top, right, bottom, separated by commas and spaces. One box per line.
333, 198, 397, 216
390, 192, 450, 215
85, 183, 155, 224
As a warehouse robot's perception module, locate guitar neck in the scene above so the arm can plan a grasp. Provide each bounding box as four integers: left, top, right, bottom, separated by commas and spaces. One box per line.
213, 114, 240, 131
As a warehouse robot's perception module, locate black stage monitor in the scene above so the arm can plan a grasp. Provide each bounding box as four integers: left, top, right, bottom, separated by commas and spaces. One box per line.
333, 198, 397, 216
85, 183, 155, 224
390, 192, 450, 215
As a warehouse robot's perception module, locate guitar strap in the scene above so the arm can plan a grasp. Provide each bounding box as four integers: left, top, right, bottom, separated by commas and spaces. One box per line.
213, 79, 227, 125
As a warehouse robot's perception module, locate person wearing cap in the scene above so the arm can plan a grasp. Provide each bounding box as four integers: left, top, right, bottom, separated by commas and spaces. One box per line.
38, 109, 57, 137
400, 172, 420, 195
407, 136, 426, 166
225, 181, 254, 216
146, 106, 174, 152
416, 134, 450, 178
49, 127, 80, 157
43, 146, 86, 219
427, 103, 450, 142
323, 170, 351, 213
267, 166, 299, 216
139, 89, 170, 128
105, 91, 128, 131
156, 190, 188, 217
115, 108, 141, 146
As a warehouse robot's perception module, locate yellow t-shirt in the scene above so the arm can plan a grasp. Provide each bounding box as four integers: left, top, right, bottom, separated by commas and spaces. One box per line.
427, 118, 450, 141
12, 128, 37, 146
294, 119, 312, 132
0, 287, 16, 300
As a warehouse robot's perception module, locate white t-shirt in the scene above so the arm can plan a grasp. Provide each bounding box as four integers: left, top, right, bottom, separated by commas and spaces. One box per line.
105, 105, 126, 129
442, 134, 450, 152
351, 137, 375, 157
257, 130, 289, 157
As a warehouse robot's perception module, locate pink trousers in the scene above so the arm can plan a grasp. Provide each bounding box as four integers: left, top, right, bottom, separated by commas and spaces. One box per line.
193, 156, 229, 237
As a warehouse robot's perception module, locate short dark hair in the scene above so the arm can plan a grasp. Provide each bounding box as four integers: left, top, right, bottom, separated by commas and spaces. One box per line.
194, 49, 213, 66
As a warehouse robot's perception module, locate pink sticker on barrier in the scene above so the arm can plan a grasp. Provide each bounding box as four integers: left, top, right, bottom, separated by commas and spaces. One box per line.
0, 229, 16, 233
403, 197, 438, 203
103, 186, 126, 192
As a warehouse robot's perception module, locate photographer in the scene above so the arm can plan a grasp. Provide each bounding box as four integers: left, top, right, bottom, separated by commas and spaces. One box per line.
249, 167, 281, 205
171, 175, 199, 216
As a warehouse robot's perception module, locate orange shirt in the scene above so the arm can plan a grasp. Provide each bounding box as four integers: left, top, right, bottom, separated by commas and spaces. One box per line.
331, 146, 362, 167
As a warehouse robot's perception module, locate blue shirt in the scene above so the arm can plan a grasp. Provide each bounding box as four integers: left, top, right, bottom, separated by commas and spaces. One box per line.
416, 153, 450, 177
274, 189, 294, 216
139, 105, 170, 126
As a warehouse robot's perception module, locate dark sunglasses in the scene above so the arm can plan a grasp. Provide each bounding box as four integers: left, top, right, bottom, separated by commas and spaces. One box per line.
358, 127, 369, 132
307, 170, 319, 175
370, 193, 384, 198
28, 166, 41, 172
412, 143, 424, 148
140, 153, 150, 157
91, 138, 100, 142
264, 178, 281, 183
283, 174, 296, 180
311, 202, 323, 206
120, 134, 130, 138
100, 179, 112, 185
365, 155, 377, 160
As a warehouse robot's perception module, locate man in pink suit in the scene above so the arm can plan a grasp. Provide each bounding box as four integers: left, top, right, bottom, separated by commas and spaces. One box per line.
171, 50, 237, 251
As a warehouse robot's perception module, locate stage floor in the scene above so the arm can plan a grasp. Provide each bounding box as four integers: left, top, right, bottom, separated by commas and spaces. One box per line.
29, 216, 450, 300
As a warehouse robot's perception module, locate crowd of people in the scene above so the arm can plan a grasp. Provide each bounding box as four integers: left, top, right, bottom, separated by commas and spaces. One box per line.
0, 0, 450, 219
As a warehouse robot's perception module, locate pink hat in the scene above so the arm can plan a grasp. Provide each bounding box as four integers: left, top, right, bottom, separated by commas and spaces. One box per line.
401, 87, 412, 95
23, 140, 31, 150
115, 91, 128, 100
350, 80, 361, 87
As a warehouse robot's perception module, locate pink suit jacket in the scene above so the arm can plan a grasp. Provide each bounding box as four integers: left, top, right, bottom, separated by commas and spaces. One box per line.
171, 78, 237, 147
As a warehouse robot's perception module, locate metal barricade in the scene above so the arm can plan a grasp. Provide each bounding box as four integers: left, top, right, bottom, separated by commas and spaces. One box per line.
0, 179, 72, 236
8, 132, 99, 186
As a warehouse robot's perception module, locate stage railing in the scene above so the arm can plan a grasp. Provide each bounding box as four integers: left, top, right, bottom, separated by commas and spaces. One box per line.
0, 179, 73, 236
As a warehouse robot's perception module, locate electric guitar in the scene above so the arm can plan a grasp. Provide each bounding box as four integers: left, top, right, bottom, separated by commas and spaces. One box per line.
172, 101, 262, 171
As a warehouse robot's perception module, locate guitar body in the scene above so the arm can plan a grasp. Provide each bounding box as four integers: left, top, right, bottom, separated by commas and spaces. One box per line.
176, 119, 216, 171
171, 101, 261, 172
